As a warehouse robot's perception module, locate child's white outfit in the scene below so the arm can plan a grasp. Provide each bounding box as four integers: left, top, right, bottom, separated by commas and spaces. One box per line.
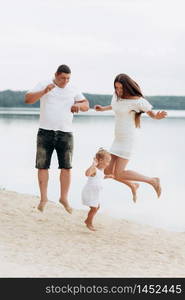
82, 168, 104, 208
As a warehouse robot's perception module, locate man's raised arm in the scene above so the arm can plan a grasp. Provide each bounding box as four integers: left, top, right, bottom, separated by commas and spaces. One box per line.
24, 84, 55, 104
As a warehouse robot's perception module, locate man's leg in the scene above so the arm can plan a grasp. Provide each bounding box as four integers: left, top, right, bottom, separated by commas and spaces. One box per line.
55, 131, 74, 214
37, 169, 49, 212
59, 168, 72, 214
36, 128, 54, 212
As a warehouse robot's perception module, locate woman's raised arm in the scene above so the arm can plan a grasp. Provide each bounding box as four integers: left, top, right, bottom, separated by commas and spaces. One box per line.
146, 110, 167, 120
94, 105, 112, 112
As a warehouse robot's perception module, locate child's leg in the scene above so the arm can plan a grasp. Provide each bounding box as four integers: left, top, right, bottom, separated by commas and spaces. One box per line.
85, 206, 99, 231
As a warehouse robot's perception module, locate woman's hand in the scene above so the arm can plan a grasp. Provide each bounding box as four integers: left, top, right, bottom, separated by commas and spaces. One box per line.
155, 111, 168, 119
147, 110, 167, 119
94, 105, 104, 111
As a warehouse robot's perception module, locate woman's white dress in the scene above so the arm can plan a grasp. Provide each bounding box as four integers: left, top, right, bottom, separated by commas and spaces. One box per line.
109, 93, 153, 159
82, 168, 104, 208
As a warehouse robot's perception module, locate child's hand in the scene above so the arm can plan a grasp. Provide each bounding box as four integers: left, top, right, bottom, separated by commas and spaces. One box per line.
104, 174, 115, 179
92, 157, 98, 167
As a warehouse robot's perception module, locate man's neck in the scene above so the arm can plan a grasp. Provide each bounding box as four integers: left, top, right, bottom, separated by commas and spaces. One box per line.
53, 79, 67, 88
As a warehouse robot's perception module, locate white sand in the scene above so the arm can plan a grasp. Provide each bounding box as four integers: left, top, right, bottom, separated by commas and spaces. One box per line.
0, 190, 185, 278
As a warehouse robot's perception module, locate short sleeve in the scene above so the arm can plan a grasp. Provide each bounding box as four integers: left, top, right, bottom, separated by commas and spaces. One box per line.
74, 91, 85, 101
27, 81, 47, 93
111, 93, 117, 105
136, 98, 153, 112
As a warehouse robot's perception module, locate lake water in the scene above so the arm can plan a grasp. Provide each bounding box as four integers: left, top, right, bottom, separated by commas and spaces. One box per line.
0, 109, 185, 232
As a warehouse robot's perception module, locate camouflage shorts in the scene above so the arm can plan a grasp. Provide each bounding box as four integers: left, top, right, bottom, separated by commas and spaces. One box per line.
36, 128, 74, 169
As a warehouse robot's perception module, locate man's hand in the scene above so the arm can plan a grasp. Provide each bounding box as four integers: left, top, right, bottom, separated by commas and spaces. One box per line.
71, 103, 81, 113
44, 84, 55, 94
25, 84, 55, 104
94, 105, 103, 111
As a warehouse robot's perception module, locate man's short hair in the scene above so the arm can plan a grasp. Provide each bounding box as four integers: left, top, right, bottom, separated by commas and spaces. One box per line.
56, 65, 71, 74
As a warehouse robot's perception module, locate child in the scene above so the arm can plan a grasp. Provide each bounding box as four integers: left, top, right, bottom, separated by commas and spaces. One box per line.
82, 148, 113, 231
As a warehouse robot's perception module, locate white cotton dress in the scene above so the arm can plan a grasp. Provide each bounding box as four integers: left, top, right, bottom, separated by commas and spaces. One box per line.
82, 168, 104, 208
109, 93, 153, 159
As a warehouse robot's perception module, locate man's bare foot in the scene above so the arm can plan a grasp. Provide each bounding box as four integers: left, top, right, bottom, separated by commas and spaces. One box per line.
131, 183, 140, 203
37, 200, 48, 212
84, 220, 96, 231
151, 177, 162, 197
59, 199, 72, 214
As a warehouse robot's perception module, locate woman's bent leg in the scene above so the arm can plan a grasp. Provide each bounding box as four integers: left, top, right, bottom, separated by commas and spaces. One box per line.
115, 158, 161, 197
105, 155, 140, 202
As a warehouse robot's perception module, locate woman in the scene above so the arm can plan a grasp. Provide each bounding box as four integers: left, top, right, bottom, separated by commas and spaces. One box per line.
94, 73, 167, 202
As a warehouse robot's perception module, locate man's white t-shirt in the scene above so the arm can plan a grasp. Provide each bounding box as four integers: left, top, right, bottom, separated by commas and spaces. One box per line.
28, 79, 85, 132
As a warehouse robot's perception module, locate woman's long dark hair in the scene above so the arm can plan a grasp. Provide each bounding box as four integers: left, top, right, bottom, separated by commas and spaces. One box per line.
114, 73, 145, 128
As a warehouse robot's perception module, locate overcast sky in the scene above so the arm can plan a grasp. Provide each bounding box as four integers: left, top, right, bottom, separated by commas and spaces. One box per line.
0, 0, 184, 95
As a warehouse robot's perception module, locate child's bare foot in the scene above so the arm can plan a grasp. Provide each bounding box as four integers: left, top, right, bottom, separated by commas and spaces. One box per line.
131, 183, 140, 203
84, 220, 96, 231
151, 177, 162, 197
59, 198, 72, 214
37, 200, 48, 212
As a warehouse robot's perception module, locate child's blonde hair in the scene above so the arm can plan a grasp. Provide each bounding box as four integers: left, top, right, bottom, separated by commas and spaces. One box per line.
95, 148, 110, 160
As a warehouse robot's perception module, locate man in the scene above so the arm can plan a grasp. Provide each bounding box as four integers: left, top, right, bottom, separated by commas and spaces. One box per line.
25, 64, 89, 213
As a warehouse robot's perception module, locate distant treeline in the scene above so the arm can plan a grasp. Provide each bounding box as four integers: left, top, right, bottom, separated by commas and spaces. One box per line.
0, 90, 185, 110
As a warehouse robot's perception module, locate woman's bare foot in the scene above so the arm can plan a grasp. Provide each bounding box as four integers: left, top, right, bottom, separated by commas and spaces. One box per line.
150, 177, 162, 197
130, 183, 140, 203
84, 220, 96, 231
37, 199, 48, 212
59, 199, 72, 214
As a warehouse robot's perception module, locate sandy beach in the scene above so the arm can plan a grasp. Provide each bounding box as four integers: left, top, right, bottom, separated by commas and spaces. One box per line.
0, 189, 185, 278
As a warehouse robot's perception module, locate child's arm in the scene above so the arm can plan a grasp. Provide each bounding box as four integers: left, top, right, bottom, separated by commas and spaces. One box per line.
104, 174, 115, 179
85, 158, 98, 177
94, 105, 112, 112
146, 110, 167, 119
